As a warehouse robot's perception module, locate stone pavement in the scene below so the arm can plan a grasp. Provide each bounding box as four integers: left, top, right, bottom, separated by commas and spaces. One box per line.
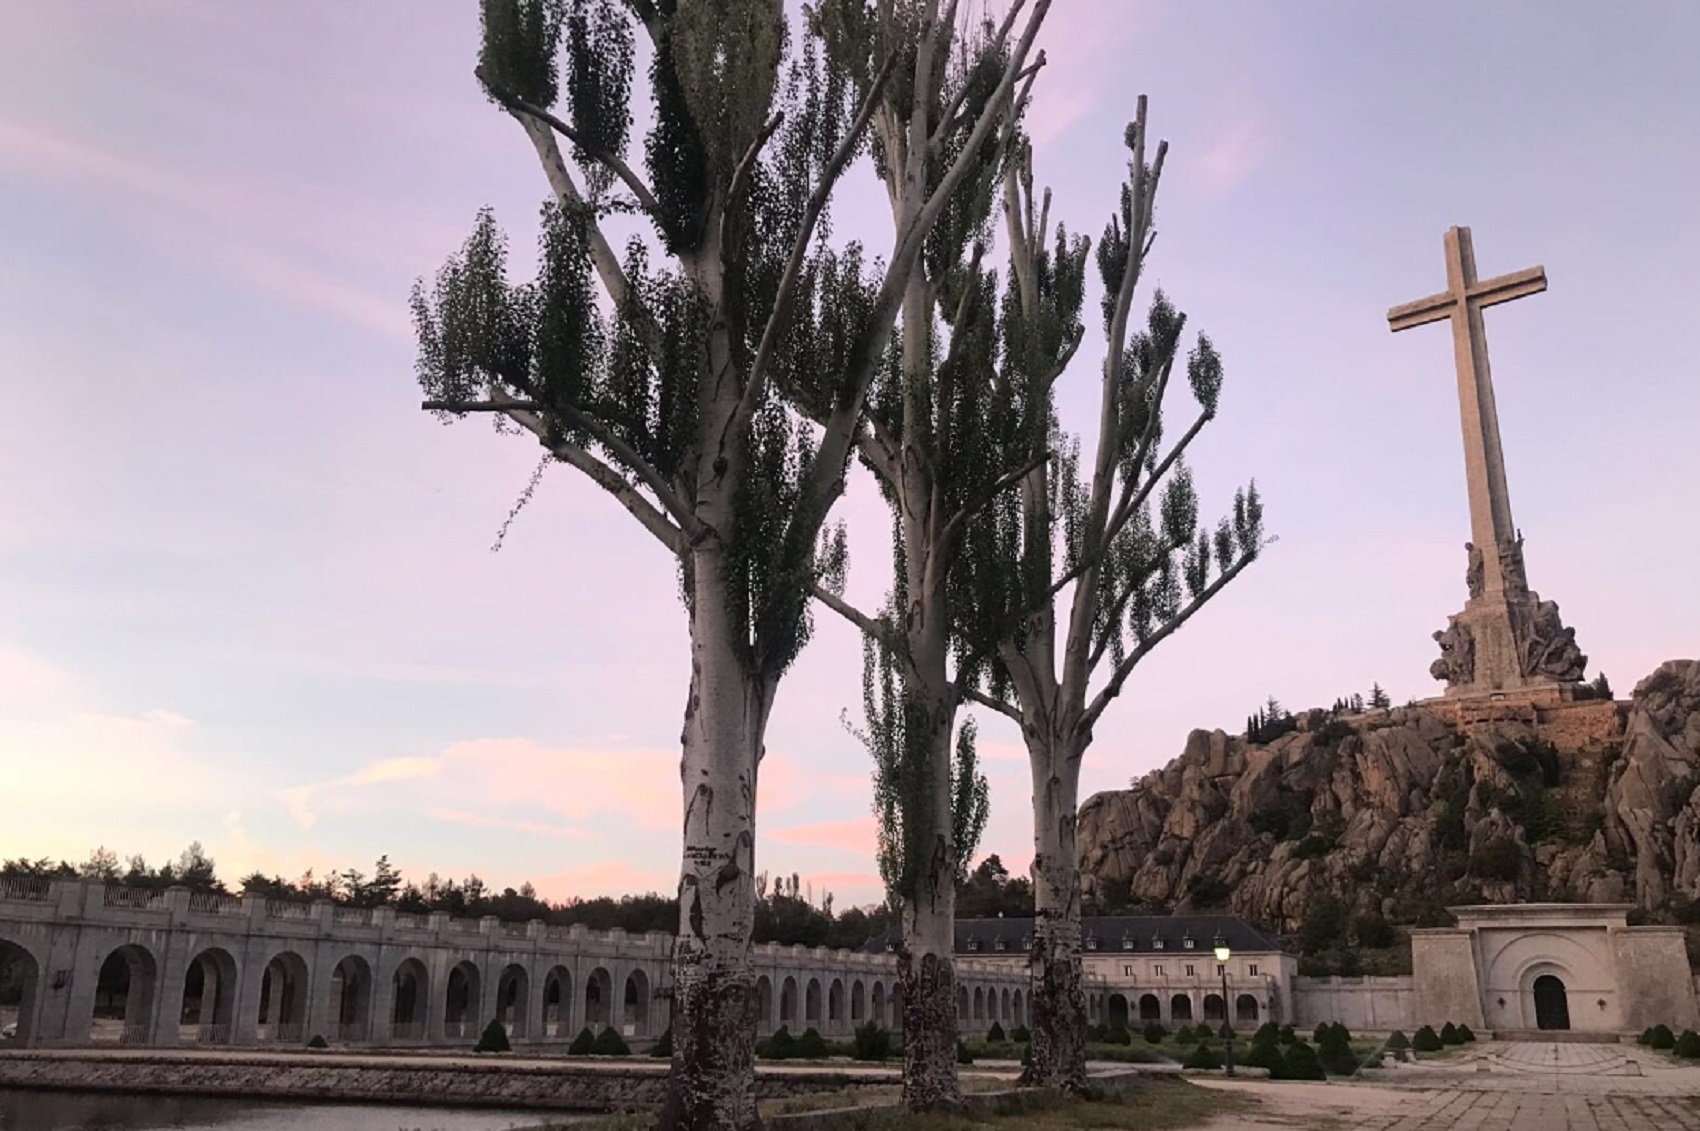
1194, 1042, 1700, 1130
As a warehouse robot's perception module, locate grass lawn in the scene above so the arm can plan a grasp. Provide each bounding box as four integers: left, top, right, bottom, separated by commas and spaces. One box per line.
561, 1077, 1249, 1130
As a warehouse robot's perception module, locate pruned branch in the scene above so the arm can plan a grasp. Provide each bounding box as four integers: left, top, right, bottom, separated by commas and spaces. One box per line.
722, 112, 784, 257
1105, 405, 1210, 547
960, 683, 1022, 724
810, 583, 904, 657
939, 450, 1050, 553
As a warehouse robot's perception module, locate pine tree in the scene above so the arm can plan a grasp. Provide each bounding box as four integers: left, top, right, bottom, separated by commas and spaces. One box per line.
415, 3, 1051, 1126
960, 99, 1267, 1091
1369, 683, 1391, 709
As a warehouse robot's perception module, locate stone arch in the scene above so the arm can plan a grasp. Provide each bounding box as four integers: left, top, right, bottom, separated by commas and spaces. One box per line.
805, 977, 822, 1025
755, 975, 773, 1033
1012, 988, 1024, 1028
891, 984, 905, 1031
972, 985, 985, 1021
0, 938, 41, 1048
850, 979, 865, 1022
444, 960, 481, 1038
542, 965, 572, 1039
1169, 993, 1192, 1021
1138, 993, 1162, 1021
1235, 993, 1259, 1023
1107, 992, 1129, 1030
624, 968, 651, 1036
956, 984, 969, 1021
180, 946, 238, 1044
828, 978, 844, 1024
584, 966, 612, 1028
94, 943, 159, 1044
871, 981, 886, 1028
779, 976, 798, 1026
999, 987, 1011, 1024
257, 950, 309, 1044
1202, 992, 1226, 1022
1531, 972, 1571, 1031
330, 955, 373, 1043
390, 958, 429, 1041
497, 963, 529, 1037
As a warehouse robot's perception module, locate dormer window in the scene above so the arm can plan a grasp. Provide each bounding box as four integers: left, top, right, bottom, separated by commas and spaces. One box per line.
967, 938, 981, 952
1085, 937, 1099, 952
1152, 937, 1164, 951
1021, 936, 1031, 951
1121, 935, 1135, 951
994, 938, 1007, 952
1183, 935, 1196, 950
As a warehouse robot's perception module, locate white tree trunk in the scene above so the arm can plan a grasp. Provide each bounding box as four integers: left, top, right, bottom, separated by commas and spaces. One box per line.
662, 550, 768, 1131
1022, 737, 1087, 1092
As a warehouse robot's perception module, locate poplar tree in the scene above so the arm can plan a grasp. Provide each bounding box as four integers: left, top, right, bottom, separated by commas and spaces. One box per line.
964, 98, 1269, 1091
411, 3, 1048, 1127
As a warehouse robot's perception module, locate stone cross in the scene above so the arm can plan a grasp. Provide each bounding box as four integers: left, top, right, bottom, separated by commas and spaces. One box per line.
1387, 226, 1545, 600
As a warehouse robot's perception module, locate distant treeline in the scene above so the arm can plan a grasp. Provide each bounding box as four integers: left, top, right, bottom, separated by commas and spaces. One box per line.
1, 844, 1037, 950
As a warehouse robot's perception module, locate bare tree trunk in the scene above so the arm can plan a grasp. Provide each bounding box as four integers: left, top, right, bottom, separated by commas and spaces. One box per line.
1021, 736, 1087, 1093
662, 548, 769, 1131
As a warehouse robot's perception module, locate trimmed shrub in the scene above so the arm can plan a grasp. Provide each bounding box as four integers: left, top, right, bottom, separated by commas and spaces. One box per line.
1319, 1038, 1359, 1076
1142, 1020, 1167, 1045
1440, 1021, 1462, 1046
1253, 1021, 1280, 1048
1412, 1025, 1443, 1052
649, 1028, 672, 1058
1281, 1040, 1327, 1081
306, 1034, 328, 1050
852, 1021, 891, 1062
568, 1027, 596, 1056
956, 1039, 974, 1065
474, 1019, 511, 1053
1386, 1029, 1410, 1051
986, 1021, 1006, 1043
1648, 1024, 1676, 1050
1238, 1040, 1285, 1074
592, 1026, 631, 1056
759, 1026, 798, 1060
1457, 1023, 1475, 1043
1676, 1030, 1700, 1059
1312, 1023, 1331, 1046
796, 1028, 829, 1059
1010, 1025, 1031, 1044
1639, 1026, 1655, 1045
1105, 1023, 1133, 1046
1393, 1047, 1410, 1063
1278, 1023, 1297, 1046
1086, 1023, 1108, 1043
1361, 1051, 1384, 1069
1183, 1041, 1223, 1070
1174, 1024, 1197, 1044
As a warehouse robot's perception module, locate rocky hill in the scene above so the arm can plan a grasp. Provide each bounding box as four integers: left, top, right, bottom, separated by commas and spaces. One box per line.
1078, 660, 1700, 939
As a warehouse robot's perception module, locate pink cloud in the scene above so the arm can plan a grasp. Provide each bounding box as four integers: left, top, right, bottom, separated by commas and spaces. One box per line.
529, 859, 678, 903
767, 816, 879, 856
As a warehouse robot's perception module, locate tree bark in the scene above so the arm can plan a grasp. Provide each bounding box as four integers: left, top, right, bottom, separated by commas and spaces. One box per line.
1020, 734, 1088, 1092
661, 547, 770, 1131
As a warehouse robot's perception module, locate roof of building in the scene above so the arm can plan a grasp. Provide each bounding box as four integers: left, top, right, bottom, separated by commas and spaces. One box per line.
865, 914, 1287, 956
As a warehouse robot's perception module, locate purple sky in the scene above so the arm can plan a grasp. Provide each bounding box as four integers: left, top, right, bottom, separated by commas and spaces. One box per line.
2, 2, 1697, 909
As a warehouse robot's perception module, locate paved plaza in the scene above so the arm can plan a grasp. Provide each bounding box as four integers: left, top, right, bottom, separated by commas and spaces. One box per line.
1197, 1042, 1700, 1130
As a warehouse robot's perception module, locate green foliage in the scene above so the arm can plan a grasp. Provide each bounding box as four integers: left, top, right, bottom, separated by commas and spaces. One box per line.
1142, 1020, 1167, 1044
1316, 1024, 1357, 1076
1238, 1041, 1284, 1073
1298, 896, 1348, 954
851, 1021, 891, 1061
1278, 1024, 1296, 1046
1386, 1029, 1410, 1051
1648, 1023, 1675, 1050
477, 0, 566, 109
1439, 1021, 1461, 1046
1352, 911, 1396, 949
650, 1027, 672, 1058
1638, 1026, 1654, 1045
1280, 1040, 1326, 1080
1457, 1023, 1475, 1043
592, 1026, 631, 1056
475, 1018, 512, 1053
1676, 1030, 1700, 1058
306, 1034, 328, 1050
796, 1027, 829, 1058
956, 1038, 974, 1065
1251, 1021, 1279, 1048
568, 1027, 597, 1055
1010, 1025, 1031, 1044
1172, 1024, 1196, 1044
986, 1021, 1006, 1043
1104, 1023, 1132, 1046
956, 855, 1035, 919
1412, 1025, 1443, 1052
1368, 682, 1391, 709
1249, 789, 1314, 841
1181, 1041, 1222, 1070
1469, 836, 1524, 881
1185, 875, 1231, 908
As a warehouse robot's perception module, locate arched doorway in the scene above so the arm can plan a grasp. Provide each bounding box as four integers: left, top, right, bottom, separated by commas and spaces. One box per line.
390, 958, 428, 1042
870, 982, 885, 1028
1000, 988, 1011, 1023
779, 976, 797, 1027
1138, 993, 1161, 1021
828, 978, 844, 1026
542, 966, 572, 1039
755, 975, 773, 1034
1012, 989, 1024, 1027
623, 969, 650, 1036
331, 956, 373, 1043
1533, 974, 1570, 1031
1107, 993, 1130, 1030
444, 961, 480, 1039
94, 944, 159, 1044
1202, 993, 1226, 1023
0, 939, 40, 1048
956, 984, 969, 1022
850, 980, 865, 1023
584, 967, 612, 1028
497, 964, 529, 1039
1169, 994, 1192, 1022
1235, 994, 1259, 1023
180, 948, 238, 1044
257, 951, 309, 1044
972, 986, 984, 1021
805, 978, 821, 1026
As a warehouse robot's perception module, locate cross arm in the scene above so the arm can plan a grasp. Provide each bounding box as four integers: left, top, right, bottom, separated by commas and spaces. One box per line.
1387, 289, 1455, 332
1469, 264, 1546, 309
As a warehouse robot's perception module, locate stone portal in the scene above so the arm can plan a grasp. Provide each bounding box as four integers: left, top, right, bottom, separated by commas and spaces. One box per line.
1389, 227, 1586, 698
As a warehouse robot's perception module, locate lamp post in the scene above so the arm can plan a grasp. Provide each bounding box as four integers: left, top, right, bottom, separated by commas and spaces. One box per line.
1213, 933, 1235, 1077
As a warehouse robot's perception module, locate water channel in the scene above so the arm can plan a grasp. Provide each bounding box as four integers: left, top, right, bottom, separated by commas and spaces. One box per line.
0, 1090, 581, 1131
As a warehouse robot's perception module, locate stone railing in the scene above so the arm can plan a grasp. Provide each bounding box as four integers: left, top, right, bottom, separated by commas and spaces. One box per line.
188, 890, 244, 916
0, 876, 50, 902
264, 898, 314, 920
103, 886, 164, 911
331, 906, 373, 927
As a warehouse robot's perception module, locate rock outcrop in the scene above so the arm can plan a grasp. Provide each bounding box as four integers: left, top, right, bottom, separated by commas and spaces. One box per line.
1079, 660, 1700, 933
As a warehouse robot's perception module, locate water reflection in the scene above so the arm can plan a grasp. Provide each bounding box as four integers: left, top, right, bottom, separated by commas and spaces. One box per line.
0, 1090, 576, 1131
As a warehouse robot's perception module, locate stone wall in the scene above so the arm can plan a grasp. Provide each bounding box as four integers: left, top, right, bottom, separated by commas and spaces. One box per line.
1611, 926, 1700, 1032
1289, 976, 1415, 1032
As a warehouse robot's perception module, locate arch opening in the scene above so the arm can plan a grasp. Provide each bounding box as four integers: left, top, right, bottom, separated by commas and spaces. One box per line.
584, 966, 612, 1029
779, 976, 798, 1027
1533, 974, 1570, 1031
542, 966, 572, 1039
257, 951, 309, 1044
805, 978, 822, 1026
497, 964, 529, 1039
972, 986, 984, 1021
850, 979, 865, 1023
1202, 993, 1226, 1023
1138, 993, 1161, 1021
94, 944, 159, 1045
828, 978, 844, 1025
0, 939, 41, 1048
1106, 993, 1129, 1030
391, 958, 429, 1042
870, 982, 886, 1028
623, 968, 650, 1036
331, 955, 373, 1043
180, 947, 238, 1044
1235, 993, 1259, 1023
755, 975, 774, 1035
1169, 994, 1192, 1022
444, 961, 481, 1039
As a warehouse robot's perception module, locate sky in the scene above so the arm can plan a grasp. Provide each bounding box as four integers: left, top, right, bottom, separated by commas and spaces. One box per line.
2, 2, 1697, 910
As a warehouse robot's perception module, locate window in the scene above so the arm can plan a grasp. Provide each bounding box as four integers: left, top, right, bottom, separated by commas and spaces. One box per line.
1085, 938, 1099, 952
1249, 964, 1259, 977
1021, 936, 1031, 951
1152, 938, 1164, 951
994, 939, 1007, 952
1184, 964, 1195, 977
1121, 937, 1134, 951
1182, 936, 1195, 950
1123, 964, 1135, 977
966, 938, 980, 952
1153, 964, 1164, 976
1217, 964, 1225, 976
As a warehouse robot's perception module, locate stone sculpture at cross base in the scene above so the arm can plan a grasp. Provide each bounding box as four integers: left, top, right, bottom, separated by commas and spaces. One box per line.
1389, 226, 1586, 699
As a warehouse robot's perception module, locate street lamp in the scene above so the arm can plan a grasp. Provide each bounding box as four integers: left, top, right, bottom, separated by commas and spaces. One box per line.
1213, 933, 1235, 1077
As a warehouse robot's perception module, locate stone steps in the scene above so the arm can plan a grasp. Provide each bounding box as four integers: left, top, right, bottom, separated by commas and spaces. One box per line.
1489, 1029, 1625, 1044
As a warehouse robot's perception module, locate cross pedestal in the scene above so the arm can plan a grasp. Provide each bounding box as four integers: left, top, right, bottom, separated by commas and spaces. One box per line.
1388, 227, 1585, 698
